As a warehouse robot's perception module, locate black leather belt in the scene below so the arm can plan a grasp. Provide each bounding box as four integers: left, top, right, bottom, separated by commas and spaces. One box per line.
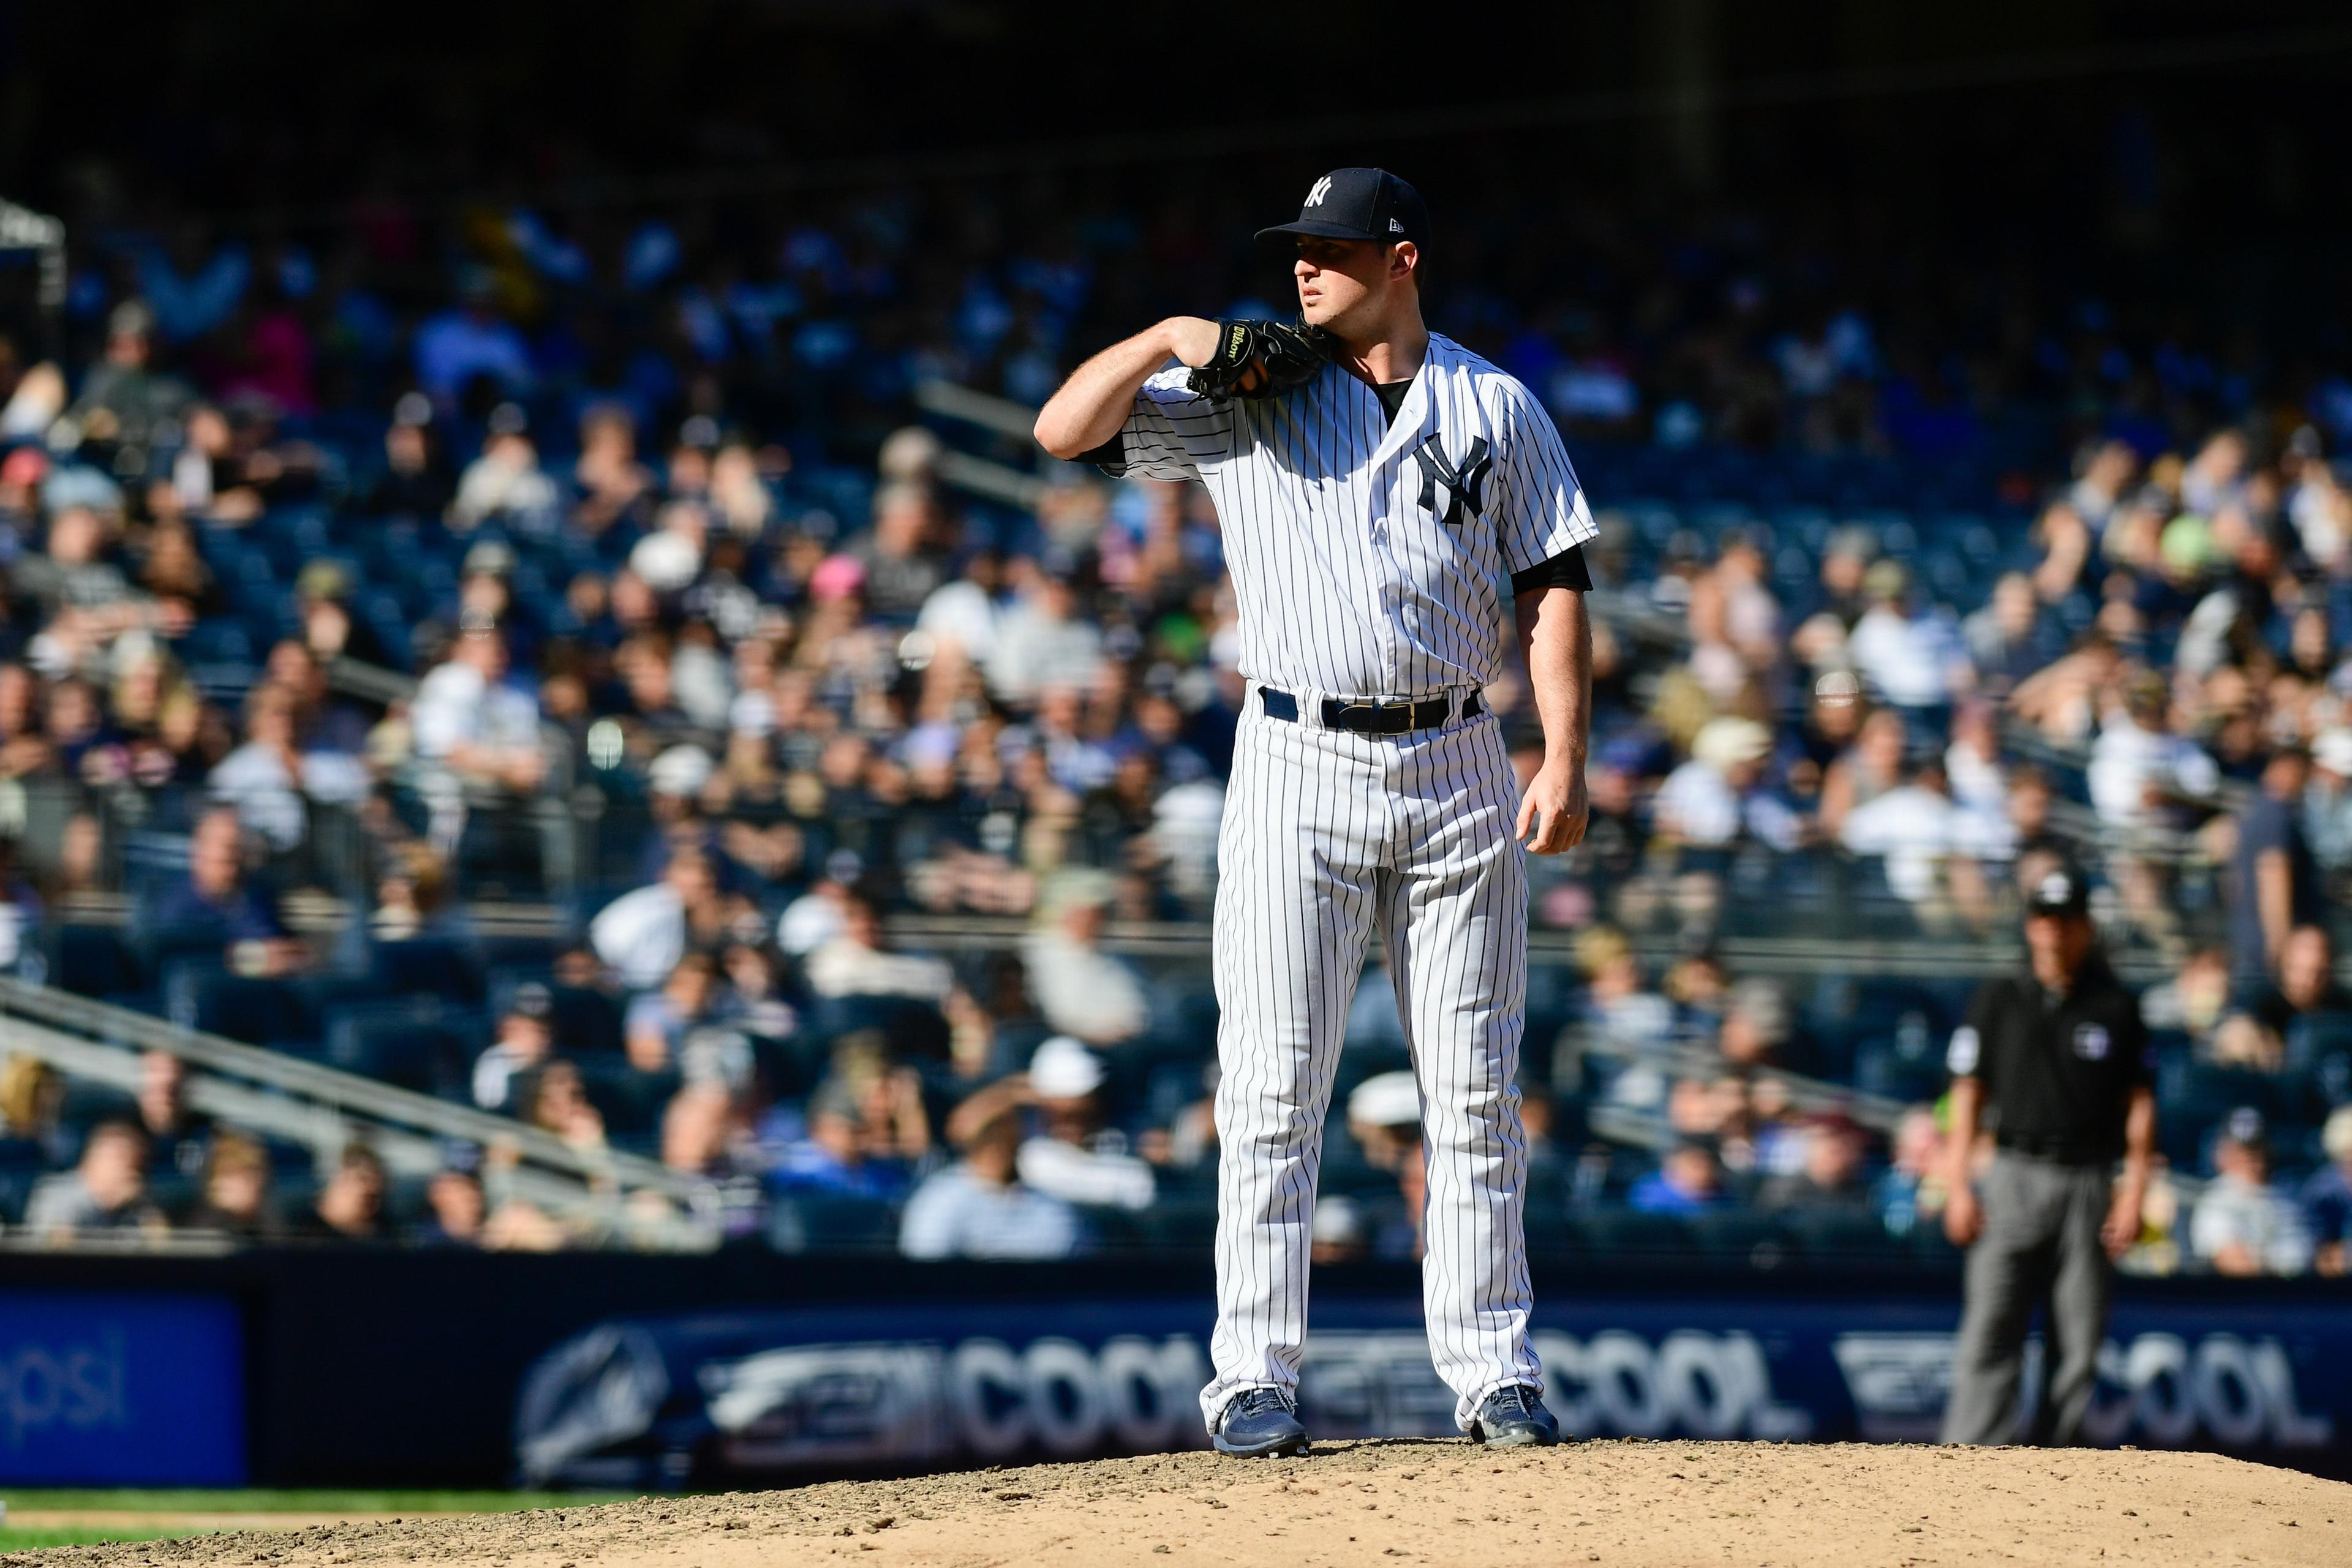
1996, 1135, 2114, 1167
1259, 686, 1481, 734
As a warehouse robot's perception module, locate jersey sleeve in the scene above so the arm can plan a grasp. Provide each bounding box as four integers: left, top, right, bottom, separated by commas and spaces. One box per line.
1090, 368, 1234, 483
1493, 380, 1598, 576
2119, 990, 2154, 1088
1947, 982, 1999, 1082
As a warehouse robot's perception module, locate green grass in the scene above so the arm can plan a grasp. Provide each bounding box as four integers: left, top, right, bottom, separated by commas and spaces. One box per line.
2, 1526, 192, 1549
0, 1492, 631, 1552
1, 1490, 621, 1514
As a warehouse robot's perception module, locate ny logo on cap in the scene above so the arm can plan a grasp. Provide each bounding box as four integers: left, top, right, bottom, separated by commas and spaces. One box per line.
1412, 435, 1491, 528
1304, 176, 1332, 207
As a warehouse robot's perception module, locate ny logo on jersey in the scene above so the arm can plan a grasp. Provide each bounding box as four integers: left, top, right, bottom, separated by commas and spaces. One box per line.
1304, 176, 1332, 207
1412, 435, 1491, 527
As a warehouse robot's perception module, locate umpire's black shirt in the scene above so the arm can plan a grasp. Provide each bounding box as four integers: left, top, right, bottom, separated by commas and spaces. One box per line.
1946, 954, 2150, 1166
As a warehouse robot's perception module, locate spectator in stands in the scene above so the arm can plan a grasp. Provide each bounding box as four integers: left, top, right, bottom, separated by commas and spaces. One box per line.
1839, 755, 1966, 918
1759, 1114, 1874, 1212
1656, 717, 1802, 859
134, 1049, 212, 1182
1013, 1036, 1154, 1211
1573, 926, 1675, 1052
1705, 979, 1782, 1069
590, 846, 728, 991
145, 807, 304, 976
23, 1120, 167, 1240
1962, 571, 2054, 696
1874, 1107, 1948, 1240
2190, 1109, 2313, 1276
208, 681, 369, 852
2244, 924, 2352, 1056
1310, 1194, 1370, 1264
768, 1046, 929, 1199
1346, 1071, 1424, 1177
1628, 1138, 1727, 1215
417, 1158, 487, 1248
803, 881, 954, 1001
847, 483, 948, 620
2088, 671, 2220, 832
522, 1060, 609, 1155
2299, 1106, 2352, 1278
987, 556, 1104, 704
0, 1055, 65, 1175
1847, 560, 1968, 714
412, 274, 532, 407
1022, 869, 1148, 1047
2226, 745, 2323, 992
2302, 728, 2352, 874
293, 1144, 389, 1242
624, 952, 734, 1074
409, 611, 546, 823
1819, 706, 1907, 840
472, 994, 557, 1114
184, 1131, 282, 1240
65, 301, 193, 462
898, 1102, 1082, 1259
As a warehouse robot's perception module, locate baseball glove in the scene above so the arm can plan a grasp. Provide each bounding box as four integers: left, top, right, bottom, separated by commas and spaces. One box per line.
1186, 317, 1333, 400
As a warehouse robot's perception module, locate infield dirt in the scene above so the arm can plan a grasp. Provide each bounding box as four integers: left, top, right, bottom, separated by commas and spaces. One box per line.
12, 1440, 2350, 1567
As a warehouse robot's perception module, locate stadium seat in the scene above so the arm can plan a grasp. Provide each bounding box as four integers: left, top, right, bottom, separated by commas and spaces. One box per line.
165, 962, 310, 1047
371, 938, 485, 1005
767, 1193, 897, 1253
39, 924, 140, 998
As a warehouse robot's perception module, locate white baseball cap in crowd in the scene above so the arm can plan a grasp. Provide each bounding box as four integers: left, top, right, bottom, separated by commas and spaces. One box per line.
648, 744, 715, 797
1312, 1194, 1368, 1248
2323, 1104, 2352, 1166
1347, 1069, 1422, 1130
1030, 1036, 1107, 1099
1691, 716, 1774, 771
2314, 728, 2352, 778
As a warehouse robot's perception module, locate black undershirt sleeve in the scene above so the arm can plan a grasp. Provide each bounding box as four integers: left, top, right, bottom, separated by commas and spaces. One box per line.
1509, 543, 1593, 596
1077, 433, 1126, 472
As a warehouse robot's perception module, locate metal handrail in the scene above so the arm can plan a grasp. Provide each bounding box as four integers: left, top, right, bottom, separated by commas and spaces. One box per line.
0, 976, 701, 1200
0, 1013, 707, 1240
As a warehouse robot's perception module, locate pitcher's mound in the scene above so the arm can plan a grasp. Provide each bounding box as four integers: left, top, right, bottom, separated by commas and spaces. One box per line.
20, 1441, 2352, 1567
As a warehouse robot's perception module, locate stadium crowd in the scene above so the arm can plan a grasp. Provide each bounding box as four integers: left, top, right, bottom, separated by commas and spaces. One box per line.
1, 174, 2351, 1272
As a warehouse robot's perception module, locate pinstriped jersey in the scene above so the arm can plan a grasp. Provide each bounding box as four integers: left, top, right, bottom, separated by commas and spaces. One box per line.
1102, 332, 1596, 695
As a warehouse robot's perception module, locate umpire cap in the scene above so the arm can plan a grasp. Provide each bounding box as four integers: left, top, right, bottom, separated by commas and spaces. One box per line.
1259, 168, 1428, 249
2024, 863, 2091, 919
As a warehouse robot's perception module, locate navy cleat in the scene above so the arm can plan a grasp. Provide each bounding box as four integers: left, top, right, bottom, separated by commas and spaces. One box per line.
1469, 1384, 1562, 1448
1213, 1388, 1310, 1457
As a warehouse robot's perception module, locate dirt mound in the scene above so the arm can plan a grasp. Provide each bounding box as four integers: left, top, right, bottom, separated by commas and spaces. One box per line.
15, 1441, 2351, 1567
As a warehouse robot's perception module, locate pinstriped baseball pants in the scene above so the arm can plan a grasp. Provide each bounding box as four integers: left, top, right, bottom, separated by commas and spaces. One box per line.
1200, 695, 1539, 1434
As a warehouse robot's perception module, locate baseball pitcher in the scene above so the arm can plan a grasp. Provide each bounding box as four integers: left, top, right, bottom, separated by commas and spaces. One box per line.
1035, 167, 1596, 1455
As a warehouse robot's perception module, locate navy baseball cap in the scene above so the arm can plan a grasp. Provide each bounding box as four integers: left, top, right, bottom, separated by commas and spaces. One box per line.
1257, 168, 1428, 249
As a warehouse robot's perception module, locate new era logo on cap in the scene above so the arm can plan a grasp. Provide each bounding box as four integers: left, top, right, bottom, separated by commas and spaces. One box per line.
1258, 167, 1428, 250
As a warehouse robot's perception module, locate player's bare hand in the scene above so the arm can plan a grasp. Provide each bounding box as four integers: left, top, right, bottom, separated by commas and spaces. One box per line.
1514, 758, 1588, 855
2101, 1180, 2146, 1259
1944, 1185, 1983, 1248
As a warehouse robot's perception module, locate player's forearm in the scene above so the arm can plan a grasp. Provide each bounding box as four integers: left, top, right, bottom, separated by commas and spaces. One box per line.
1516, 586, 1590, 767
2256, 851, 2292, 968
1945, 1077, 1983, 1189
2119, 1086, 2155, 1185
1033, 317, 1216, 458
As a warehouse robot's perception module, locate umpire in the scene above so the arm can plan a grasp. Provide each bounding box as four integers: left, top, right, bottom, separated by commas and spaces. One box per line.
1939, 864, 2157, 1446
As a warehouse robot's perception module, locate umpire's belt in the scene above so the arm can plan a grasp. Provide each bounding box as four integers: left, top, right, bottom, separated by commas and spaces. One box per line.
1259, 685, 1481, 734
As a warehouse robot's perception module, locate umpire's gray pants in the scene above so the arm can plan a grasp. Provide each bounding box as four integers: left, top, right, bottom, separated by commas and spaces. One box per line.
1940, 1151, 2113, 1446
